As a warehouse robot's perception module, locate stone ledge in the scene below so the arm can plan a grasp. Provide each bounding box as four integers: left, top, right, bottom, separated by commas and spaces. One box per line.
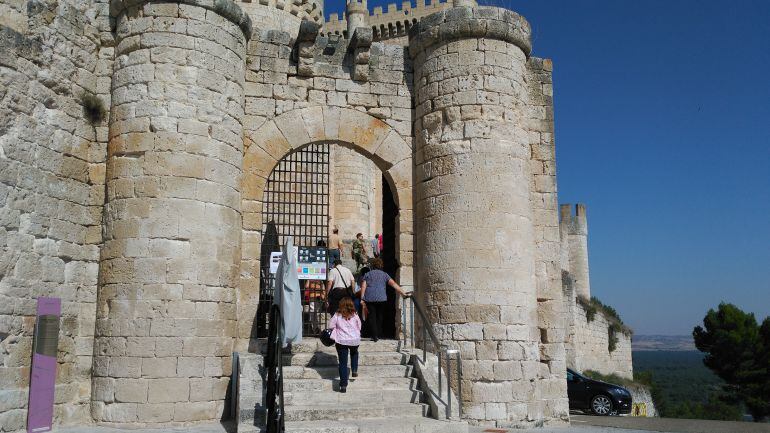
109, 0, 253, 40
408, 6, 531, 58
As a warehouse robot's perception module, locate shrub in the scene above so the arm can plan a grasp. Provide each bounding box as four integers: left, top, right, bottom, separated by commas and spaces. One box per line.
80, 92, 106, 124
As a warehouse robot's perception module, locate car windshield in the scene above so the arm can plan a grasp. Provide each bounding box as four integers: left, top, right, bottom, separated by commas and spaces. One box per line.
567, 370, 584, 382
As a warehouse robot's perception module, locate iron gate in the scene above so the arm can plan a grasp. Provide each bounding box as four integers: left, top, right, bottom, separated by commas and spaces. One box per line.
256, 143, 331, 338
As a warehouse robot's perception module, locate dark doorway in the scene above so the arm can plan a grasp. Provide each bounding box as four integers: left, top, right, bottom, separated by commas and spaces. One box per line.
380, 175, 399, 339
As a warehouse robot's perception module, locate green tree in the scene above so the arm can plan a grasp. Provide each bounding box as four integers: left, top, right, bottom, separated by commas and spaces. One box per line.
693, 303, 770, 421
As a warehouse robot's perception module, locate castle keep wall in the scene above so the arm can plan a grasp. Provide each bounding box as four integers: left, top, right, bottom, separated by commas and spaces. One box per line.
0, 0, 113, 429
92, 0, 249, 424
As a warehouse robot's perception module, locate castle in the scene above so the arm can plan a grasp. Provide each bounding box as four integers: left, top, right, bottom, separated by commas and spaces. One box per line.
0, 0, 632, 429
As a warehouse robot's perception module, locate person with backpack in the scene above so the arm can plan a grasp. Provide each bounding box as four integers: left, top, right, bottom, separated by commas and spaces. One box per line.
325, 259, 355, 316
329, 297, 361, 393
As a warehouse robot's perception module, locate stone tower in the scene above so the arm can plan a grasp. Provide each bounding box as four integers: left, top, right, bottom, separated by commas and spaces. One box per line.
92, 0, 250, 424
560, 203, 590, 300
411, 8, 564, 427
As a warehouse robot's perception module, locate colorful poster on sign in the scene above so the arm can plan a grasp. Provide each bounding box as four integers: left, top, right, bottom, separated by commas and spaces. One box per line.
27, 297, 61, 433
296, 246, 328, 280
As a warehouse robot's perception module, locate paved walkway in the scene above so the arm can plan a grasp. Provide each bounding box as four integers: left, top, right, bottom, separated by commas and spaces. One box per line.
57, 423, 236, 433
573, 414, 770, 433
55, 416, 770, 433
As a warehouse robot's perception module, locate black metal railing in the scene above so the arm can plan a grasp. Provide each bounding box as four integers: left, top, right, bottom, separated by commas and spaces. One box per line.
265, 304, 285, 433
401, 296, 463, 419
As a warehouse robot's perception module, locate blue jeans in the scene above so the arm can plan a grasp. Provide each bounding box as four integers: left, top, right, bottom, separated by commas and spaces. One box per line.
329, 249, 340, 266
335, 343, 359, 388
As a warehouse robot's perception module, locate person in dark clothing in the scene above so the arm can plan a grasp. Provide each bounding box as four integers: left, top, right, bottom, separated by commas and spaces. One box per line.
359, 257, 410, 342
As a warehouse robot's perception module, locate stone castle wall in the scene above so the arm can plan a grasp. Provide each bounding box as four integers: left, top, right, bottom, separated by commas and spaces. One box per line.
0, 0, 113, 428
560, 203, 633, 380
567, 300, 633, 380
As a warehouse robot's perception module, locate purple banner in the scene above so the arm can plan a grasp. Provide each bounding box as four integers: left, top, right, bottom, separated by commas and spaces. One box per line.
27, 297, 60, 433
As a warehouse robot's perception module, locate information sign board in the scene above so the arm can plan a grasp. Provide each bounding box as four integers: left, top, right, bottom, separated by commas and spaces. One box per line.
27, 297, 61, 433
296, 246, 327, 280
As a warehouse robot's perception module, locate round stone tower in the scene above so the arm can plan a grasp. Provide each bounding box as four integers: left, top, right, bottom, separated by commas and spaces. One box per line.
93, 0, 250, 424
410, 7, 545, 426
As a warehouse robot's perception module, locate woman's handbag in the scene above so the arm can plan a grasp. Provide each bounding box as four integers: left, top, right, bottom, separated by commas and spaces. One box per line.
320, 328, 335, 347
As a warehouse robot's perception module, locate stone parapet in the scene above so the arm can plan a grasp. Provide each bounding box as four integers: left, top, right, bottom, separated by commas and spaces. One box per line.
408, 6, 532, 58
109, 0, 254, 39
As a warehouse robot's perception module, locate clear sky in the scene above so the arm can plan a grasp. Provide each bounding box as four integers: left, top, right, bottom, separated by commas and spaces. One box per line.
325, 0, 770, 335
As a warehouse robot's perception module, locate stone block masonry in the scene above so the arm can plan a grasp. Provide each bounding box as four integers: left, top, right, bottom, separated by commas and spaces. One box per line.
330, 145, 383, 242
92, 0, 250, 425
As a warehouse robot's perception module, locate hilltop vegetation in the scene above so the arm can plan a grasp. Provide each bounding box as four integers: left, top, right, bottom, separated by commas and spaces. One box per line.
633, 351, 743, 420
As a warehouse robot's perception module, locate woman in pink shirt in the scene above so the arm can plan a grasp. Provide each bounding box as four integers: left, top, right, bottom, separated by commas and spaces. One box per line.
329, 297, 361, 393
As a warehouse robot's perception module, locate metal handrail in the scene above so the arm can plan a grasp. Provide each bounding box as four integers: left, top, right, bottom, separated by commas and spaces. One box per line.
265, 304, 285, 433
402, 295, 463, 419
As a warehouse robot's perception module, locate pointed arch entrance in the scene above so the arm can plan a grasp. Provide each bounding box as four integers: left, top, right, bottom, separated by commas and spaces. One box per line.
238, 107, 414, 349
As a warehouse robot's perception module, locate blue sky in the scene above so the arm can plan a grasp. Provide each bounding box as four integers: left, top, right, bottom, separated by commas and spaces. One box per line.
325, 0, 770, 335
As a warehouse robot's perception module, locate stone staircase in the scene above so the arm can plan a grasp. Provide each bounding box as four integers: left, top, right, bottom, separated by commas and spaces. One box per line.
238, 338, 467, 433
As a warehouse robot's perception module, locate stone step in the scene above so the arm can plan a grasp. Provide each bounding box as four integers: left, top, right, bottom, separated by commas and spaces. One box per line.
282, 351, 407, 367
284, 402, 430, 422
260, 338, 404, 354
285, 418, 468, 433
283, 376, 418, 392
283, 364, 412, 380
285, 388, 422, 405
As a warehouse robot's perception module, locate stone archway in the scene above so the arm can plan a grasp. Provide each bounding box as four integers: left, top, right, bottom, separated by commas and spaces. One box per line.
237, 106, 414, 351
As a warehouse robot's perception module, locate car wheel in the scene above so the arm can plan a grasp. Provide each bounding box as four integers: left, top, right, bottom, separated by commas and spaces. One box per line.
590, 394, 613, 416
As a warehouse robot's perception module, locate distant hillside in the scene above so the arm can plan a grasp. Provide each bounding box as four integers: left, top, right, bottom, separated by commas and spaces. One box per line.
633, 335, 696, 351
633, 350, 744, 420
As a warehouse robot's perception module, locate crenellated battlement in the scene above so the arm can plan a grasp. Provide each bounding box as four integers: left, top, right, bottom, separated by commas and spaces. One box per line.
323, 0, 454, 41
242, 0, 324, 22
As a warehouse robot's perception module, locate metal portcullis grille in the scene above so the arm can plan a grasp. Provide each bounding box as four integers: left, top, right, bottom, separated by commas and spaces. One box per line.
256, 143, 330, 338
